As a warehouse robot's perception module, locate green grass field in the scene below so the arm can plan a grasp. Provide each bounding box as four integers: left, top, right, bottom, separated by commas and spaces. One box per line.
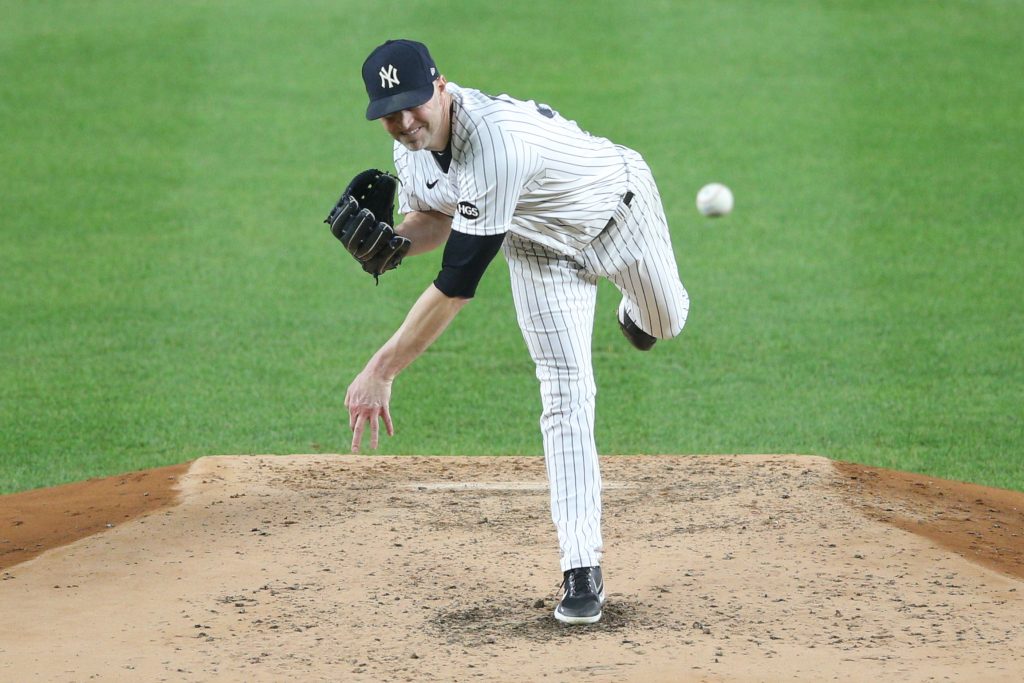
2, 0, 1022, 494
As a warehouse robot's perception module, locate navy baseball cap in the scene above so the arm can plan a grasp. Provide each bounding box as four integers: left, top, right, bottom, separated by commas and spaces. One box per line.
362, 39, 439, 120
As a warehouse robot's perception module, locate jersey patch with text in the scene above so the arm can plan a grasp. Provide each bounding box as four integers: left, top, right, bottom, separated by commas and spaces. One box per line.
458, 201, 481, 220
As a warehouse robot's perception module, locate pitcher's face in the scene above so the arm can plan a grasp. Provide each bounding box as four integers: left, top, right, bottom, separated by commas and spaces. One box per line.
380, 78, 450, 152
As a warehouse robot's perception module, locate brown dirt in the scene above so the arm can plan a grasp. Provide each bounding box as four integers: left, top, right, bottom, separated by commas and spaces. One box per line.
1, 454, 1022, 682
833, 462, 1024, 580
0, 462, 191, 571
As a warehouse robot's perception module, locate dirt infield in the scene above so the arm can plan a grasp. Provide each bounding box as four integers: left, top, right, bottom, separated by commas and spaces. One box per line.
1, 455, 1023, 682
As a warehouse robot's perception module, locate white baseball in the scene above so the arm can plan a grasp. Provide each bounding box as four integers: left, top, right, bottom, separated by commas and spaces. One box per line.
696, 183, 734, 217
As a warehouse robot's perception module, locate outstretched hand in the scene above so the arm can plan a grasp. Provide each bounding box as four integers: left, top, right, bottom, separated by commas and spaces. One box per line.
344, 370, 395, 453
341, 283, 469, 453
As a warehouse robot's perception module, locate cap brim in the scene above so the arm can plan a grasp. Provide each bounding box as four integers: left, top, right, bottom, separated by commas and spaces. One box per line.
365, 85, 435, 120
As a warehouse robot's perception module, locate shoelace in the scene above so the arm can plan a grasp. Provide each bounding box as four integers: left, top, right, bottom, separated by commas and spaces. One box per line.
564, 568, 594, 597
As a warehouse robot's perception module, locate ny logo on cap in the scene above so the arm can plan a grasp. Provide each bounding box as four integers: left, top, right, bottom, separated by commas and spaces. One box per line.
379, 64, 400, 89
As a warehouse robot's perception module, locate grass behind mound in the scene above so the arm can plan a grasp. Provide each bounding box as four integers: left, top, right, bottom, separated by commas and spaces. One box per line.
1, 1, 1022, 493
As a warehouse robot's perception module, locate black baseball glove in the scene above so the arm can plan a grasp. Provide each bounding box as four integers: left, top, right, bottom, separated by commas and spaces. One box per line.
326, 169, 411, 280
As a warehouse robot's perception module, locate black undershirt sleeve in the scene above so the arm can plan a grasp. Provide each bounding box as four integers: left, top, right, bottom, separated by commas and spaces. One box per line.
433, 230, 506, 299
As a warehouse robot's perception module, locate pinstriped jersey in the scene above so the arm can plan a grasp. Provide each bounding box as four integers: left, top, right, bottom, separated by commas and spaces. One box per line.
395, 83, 630, 257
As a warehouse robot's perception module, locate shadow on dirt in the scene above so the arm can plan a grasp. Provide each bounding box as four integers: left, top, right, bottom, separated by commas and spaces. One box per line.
431, 596, 685, 645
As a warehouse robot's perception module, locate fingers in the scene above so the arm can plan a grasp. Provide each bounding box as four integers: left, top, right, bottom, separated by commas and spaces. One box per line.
344, 375, 394, 452
350, 414, 365, 454
346, 390, 365, 453
347, 407, 394, 453
369, 413, 380, 450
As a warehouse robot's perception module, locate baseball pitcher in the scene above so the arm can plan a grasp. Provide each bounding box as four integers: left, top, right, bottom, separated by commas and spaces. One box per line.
327, 39, 689, 624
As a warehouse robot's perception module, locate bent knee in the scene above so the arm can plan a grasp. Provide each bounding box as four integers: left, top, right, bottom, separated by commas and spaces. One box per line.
655, 291, 690, 340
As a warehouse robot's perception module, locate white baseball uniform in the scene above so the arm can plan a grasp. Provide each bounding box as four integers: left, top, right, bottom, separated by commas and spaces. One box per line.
395, 83, 689, 571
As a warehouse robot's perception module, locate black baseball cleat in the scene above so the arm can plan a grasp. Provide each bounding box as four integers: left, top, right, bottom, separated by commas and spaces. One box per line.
554, 566, 605, 624
617, 304, 657, 351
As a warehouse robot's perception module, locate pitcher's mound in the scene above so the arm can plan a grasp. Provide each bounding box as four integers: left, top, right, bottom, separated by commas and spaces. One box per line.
1, 454, 1023, 682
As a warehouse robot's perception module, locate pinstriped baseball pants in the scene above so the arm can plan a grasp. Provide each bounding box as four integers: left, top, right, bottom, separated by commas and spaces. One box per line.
504, 149, 689, 572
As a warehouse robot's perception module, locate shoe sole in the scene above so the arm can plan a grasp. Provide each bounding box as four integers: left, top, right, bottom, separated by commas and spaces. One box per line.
553, 590, 605, 625
554, 609, 602, 625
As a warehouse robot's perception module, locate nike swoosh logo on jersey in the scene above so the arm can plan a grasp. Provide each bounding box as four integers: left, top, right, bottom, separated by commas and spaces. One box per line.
426, 179, 439, 189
